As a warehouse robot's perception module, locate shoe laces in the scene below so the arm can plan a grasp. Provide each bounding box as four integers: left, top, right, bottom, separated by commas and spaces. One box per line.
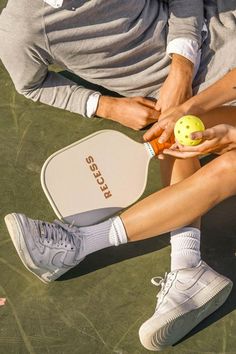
35, 219, 78, 250
151, 271, 176, 308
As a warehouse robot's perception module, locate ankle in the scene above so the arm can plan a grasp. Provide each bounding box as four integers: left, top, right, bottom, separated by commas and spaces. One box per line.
170, 227, 201, 271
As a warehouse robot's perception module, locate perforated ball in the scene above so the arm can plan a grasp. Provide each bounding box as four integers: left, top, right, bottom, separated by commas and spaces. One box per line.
174, 115, 205, 146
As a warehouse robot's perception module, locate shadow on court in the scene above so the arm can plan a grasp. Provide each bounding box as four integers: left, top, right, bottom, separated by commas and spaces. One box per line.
1, 0, 236, 348
1, 63, 236, 353
176, 194, 236, 345
59, 233, 170, 280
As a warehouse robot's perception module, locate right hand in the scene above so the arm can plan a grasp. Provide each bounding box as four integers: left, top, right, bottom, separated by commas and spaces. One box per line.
96, 96, 160, 130
143, 104, 188, 143
163, 124, 236, 159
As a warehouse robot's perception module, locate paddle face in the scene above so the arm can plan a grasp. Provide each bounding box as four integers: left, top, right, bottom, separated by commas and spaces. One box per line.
41, 130, 150, 226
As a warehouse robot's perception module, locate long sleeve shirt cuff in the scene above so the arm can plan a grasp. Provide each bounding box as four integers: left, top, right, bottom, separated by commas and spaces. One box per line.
44, 0, 64, 8
86, 92, 101, 118
167, 38, 199, 66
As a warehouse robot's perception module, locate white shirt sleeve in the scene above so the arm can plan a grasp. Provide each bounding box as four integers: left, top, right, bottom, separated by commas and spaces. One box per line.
166, 38, 199, 66
86, 92, 101, 118
44, 0, 64, 8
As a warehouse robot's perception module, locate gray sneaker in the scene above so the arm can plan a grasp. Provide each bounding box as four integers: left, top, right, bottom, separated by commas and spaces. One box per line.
139, 261, 233, 351
5, 213, 85, 283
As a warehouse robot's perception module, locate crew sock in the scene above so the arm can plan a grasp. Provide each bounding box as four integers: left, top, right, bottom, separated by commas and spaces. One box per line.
78, 216, 128, 256
170, 227, 201, 271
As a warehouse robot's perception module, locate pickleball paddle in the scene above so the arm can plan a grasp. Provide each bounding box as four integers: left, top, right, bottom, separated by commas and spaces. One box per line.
41, 130, 174, 226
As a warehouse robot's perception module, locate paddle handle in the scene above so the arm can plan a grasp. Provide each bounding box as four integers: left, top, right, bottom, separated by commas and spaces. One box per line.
149, 134, 175, 155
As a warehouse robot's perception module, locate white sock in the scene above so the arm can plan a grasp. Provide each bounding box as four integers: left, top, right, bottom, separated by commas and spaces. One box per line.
78, 216, 128, 256
170, 227, 201, 271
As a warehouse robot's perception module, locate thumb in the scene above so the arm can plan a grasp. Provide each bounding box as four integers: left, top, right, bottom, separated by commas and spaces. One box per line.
191, 129, 215, 141
143, 122, 162, 141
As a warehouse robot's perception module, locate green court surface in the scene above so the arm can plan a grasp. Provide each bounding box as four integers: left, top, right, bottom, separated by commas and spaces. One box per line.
1, 2, 236, 353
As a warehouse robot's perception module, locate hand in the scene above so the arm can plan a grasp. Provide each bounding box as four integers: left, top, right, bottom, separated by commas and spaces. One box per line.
144, 55, 194, 144
163, 124, 236, 159
96, 96, 160, 130
155, 54, 193, 113
143, 104, 187, 143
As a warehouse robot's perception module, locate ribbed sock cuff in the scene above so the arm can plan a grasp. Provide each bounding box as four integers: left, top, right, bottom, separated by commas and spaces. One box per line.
78, 216, 128, 256
170, 227, 201, 271
109, 216, 128, 246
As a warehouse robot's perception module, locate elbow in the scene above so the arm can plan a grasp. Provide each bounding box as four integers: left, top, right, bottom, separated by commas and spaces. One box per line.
15, 84, 41, 102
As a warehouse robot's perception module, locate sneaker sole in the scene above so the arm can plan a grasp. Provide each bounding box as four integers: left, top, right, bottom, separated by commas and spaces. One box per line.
5, 213, 52, 284
139, 277, 233, 351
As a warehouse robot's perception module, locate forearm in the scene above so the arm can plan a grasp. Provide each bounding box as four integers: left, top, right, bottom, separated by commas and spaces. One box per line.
183, 69, 236, 115
156, 53, 194, 111
170, 53, 194, 79
166, 0, 204, 79
20, 71, 96, 117
0, 28, 97, 117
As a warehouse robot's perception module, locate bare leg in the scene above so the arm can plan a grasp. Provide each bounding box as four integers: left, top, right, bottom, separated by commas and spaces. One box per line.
137, 105, 236, 351
153, 106, 236, 231
122, 147, 236, 241
121, 106, 236, 241
160, 156, 201, 228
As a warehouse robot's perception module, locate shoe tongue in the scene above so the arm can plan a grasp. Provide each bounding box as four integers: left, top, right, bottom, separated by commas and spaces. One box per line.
54, 220, 78, 235
38, 220, 76, 247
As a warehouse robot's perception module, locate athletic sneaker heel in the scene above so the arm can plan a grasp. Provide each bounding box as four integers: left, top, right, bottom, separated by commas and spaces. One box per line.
139, 262, 233, 351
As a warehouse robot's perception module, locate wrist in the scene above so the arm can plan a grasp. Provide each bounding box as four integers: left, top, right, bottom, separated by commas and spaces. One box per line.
96, 96, 115, 118
181, 97, 206, 117
167, 39, 199, 68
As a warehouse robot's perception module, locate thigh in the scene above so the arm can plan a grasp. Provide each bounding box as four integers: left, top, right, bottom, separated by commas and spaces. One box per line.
159, 156, 200, 187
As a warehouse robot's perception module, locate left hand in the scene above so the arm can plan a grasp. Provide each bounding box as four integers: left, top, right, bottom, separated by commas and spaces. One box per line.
163, 124, 236, 159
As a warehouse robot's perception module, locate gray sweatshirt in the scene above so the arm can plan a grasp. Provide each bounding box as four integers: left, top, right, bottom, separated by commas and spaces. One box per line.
0, 0, 208, 116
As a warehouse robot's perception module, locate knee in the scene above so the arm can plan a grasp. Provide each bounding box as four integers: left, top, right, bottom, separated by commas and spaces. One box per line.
213, 150, 236, 176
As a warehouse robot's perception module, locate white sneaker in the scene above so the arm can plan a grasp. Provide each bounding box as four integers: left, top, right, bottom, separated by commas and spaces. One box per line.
4, 213, 86, 283
139, 261, 233, 351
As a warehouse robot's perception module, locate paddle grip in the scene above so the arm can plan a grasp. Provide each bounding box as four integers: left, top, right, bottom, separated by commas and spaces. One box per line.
149, 134, 175, 155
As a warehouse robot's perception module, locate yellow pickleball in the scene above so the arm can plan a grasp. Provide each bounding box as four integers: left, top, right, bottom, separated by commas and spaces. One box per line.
174, 115, 205, 146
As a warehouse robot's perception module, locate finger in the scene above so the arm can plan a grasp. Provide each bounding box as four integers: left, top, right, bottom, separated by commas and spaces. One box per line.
175, 141, 185, 149
143, 106, 161, 122
157, 153, 165, 160
175, 140, 216, 153
191, 128, 216, 141
143, 122, 163, 141
169, 143, 179, 150
158, 123, 174, 143
150, 108, 161, 120
163, 149, 199, 159
142, 98, 157, 108
135, 97, 157, 109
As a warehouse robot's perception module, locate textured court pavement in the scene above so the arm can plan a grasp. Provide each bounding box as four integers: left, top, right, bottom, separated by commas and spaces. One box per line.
1, 1, 236, 353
